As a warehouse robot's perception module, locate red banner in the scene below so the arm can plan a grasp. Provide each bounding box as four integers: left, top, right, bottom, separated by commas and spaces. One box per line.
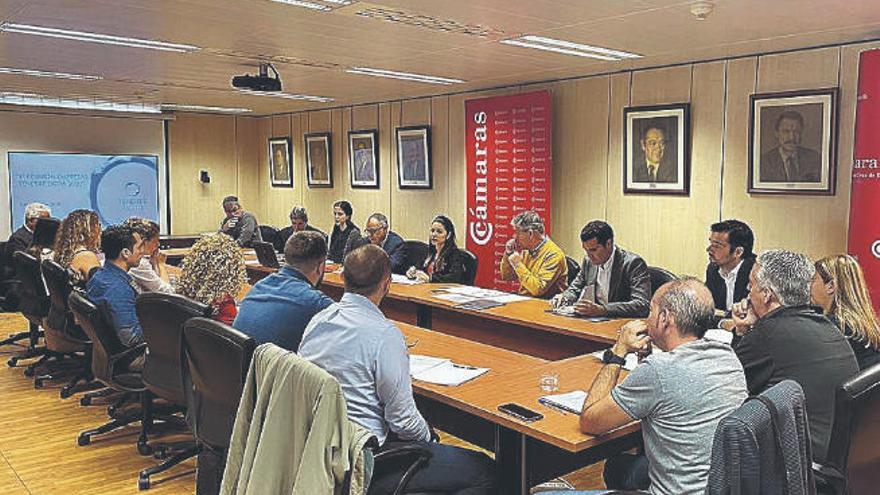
465, 90, 552, 290
848, 49, 880, 312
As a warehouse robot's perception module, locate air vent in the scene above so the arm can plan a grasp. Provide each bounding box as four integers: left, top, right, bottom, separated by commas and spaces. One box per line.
354, 7, 505, 38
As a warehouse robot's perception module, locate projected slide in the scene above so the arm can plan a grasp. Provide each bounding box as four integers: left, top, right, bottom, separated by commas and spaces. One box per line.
8, 153, 160, 230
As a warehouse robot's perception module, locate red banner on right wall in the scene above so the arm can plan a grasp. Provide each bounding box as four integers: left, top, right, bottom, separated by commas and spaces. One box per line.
848, 49, 880, 312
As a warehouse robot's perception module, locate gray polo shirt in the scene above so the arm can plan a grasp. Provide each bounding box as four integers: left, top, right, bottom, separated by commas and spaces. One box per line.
611, 339, 747, 495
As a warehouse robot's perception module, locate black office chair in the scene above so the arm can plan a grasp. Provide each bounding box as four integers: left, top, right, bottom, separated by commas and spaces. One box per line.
403, 240, 430, 271
182, 317, 256, 495
566, 256, 581, 286
0, 241, 21, 312
647, 266, 677, 296
9, 251, 49, 369
814, 362, 880, 495
68, 292, 147, 447
135, 292, 211, 489
38, 259, 92, 397
258, 225, 279, 251
274, 226, 292, 252
461, 249, 479, 286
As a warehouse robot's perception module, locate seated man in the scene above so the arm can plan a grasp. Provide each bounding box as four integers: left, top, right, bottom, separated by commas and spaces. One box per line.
346, 212, 407, 275
86, 224, 147, 369
276, 205, 327, 252
124, 217, 173, 294
552, 220, 649, 317
219, 195, 262, 247
556, 279, 747, 495
500, 210, 567, 298
299, 245, 495, 494
233, 231, 333, 351
705, 219, 755, 313
7, 202, 50, 260
731, 249, 858, 463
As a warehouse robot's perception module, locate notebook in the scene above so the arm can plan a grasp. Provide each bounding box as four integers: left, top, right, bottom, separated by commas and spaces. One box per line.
538, 390, 588, 414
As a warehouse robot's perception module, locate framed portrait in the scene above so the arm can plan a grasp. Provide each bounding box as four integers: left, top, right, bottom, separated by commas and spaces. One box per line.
749, 88, 838, 195
623, 103, 691, 195
348, 129, 379, 189
305, 132, 332, 188
396, 125, 432, 189
268, 137, 293, 188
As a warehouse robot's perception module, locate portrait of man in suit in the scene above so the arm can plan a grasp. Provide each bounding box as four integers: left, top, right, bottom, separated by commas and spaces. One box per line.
397, 127, 431, 188
631, 121, 678, 184
269, 139, 291, 186
306, 134, 331, 186
759, 110, 822, 183
352, 137, 375, 183
624, 105, 689, 195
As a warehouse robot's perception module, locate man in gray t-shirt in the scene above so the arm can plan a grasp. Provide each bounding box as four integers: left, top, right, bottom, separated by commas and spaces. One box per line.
575, 278, 747, 495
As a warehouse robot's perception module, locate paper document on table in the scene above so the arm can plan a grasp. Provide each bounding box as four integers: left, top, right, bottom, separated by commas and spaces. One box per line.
410, 355, 449, 375
414, 362, 489, 386
433, 293, 475, 304
489, 294, 529, 304
539, 390, 588, 414
391, 274, 424, 285
244, 259, 261, 266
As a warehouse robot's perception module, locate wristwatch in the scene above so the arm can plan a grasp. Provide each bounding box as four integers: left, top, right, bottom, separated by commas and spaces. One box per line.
602, 348, 627, 366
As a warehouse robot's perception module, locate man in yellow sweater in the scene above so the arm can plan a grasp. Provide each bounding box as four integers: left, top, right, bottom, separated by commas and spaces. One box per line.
500, 210, 568, 298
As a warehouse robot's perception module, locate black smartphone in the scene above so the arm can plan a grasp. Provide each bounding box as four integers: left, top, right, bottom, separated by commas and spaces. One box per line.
498, 403, 544, 422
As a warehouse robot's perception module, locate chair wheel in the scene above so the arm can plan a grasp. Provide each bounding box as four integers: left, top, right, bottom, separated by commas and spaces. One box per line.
138, 475, 150, 490
7, 357, 17, 367
80, 396, 91, 406
107, 405, 117, 416
77, 433, 90, 446
60, 386, 73, 399
137, 441, 152, 456
152, 447, 168, 460
34, 378, 43, 389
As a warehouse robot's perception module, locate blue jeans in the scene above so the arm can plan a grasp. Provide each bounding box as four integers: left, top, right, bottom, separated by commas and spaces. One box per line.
369, 441, 496, 495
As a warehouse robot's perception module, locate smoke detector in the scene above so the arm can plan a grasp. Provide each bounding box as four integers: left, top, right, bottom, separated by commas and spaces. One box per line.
690, 1, 714, 20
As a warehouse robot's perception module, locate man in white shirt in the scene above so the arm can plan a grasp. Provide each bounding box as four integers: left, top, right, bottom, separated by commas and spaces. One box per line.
552, 220, 651, 317
705, 220, 755, 313
123, 218, 173, 294
299, 244, 495, 494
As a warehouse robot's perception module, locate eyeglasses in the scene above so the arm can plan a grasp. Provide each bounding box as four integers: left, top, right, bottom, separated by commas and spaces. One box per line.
365, 227, 385, 235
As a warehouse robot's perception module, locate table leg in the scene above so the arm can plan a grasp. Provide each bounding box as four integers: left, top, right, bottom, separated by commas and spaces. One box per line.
417, 304, 432, 328
495, 425, 529, 495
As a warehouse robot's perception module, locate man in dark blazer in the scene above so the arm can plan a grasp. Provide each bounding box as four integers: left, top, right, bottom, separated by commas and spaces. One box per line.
705, 219, 756, 313
759, 111, 821, 182
276, 205, 326, 252
348, 212, 407, 275
551, 220, 651, 318
6, 203, 51, 260
632, 124, 677, 184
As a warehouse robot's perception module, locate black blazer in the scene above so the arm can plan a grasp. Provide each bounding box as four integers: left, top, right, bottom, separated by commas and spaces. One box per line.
6, 226, 32, 263
706, 255, 756, 312
559, 246, 651, 317
328, 221, 360, 263
276, 225, 327, 252
422, 247, 467, 284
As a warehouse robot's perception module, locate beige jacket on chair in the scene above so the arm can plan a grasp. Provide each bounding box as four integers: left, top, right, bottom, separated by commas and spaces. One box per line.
220, 343, 375, 495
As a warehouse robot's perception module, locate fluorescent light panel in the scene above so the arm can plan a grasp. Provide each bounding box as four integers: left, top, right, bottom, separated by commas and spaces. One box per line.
0, 66, 102, 81
0, 23, 200, 52
0, 92, 161, 113
346, 67, 464, 85
270, 0, 331, 11
501, 35, 641, 61
161, 104, 252, 114
237, 89, 333, 103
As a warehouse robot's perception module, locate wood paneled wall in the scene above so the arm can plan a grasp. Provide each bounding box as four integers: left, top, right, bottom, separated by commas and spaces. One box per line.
168, 41, 880, 278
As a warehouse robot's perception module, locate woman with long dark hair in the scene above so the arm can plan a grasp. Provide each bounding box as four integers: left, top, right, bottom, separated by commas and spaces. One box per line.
328, 200, 360, 263
407, 215, 467, 284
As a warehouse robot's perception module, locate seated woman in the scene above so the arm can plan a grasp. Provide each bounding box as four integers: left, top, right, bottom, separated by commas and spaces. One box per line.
406, 215, 467, 284
53, 209, 102, 287
812, 254, 880, 370
175, 233, 246, 325
328, 200, 360, 263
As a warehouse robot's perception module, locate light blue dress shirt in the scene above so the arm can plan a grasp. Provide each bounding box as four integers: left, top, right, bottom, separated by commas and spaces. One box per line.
298, 292, 430, 444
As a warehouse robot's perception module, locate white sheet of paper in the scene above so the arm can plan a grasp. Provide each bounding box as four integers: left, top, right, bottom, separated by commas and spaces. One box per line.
539, 390, 588, 414
409, 355, 449, 376
391, 274, 423, 285
489, 294, 530, 304
433, 293, 476, 303
413, 361, 489, 386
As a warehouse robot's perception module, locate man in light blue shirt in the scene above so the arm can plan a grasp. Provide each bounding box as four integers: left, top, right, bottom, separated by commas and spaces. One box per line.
299, 244, 495, 495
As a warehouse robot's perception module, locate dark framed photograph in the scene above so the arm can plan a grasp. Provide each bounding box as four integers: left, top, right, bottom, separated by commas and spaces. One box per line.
396, 125, 432, 189
623, 103, 690, 195
749, 88, 838, 195
305, 132, 332, 188
349, 129, 379, 189
268, 137, 293, 188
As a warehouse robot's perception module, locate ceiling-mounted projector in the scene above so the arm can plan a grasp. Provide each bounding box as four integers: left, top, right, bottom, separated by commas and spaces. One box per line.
232, 63, 281, 92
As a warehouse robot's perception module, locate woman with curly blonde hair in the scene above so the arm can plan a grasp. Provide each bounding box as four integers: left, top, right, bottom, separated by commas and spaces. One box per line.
53, 209, 102, 286
812, 254, 880, 370
175, 233, 246, 325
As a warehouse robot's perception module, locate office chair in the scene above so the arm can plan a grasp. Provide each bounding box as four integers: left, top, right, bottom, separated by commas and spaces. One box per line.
181, 317, 256, 495
134, 292, 211, 489
814, 362, 880, 495
258, 225, 279, 250
404, 240, 430, 272
646, 266, 676, 296
461, 249, 479, 286
9, 251, 49, 369
565, 256, 581, 286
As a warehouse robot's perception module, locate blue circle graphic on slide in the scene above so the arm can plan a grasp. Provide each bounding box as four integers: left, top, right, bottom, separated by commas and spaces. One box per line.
90, 156, 158, 225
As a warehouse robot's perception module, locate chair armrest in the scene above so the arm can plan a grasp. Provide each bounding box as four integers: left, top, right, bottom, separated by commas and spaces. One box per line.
373, 444, 433, 495
109, 342, 147, 375
812, 461, 845, 480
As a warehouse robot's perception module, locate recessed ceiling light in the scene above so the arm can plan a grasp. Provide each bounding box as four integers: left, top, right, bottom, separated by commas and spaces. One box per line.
0, 22, 200, 53
0, 66, 102, 81
0, 92, 161, 113
500, 35, 641, 61
161, 104, 252, 114
237, 89, 334, 103
346, 67, 464, 85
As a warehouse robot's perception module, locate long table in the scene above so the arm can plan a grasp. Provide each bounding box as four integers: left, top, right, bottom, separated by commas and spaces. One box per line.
397, 322, 639, 495
247, 264, 624, 360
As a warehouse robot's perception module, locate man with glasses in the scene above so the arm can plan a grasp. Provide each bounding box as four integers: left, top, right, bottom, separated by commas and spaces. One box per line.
219, 195, 261, 247
347, 212, 407, 275
500, 210, 568, 298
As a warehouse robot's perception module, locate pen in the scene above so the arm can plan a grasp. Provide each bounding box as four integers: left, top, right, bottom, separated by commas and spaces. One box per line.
452, 363, 478, 370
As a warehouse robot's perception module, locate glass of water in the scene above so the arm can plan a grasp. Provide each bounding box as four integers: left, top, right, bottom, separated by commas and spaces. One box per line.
539, 372, 559, 392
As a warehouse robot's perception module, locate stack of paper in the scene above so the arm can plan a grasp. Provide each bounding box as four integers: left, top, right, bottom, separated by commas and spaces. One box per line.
391, 274, 424, 285
430, 286, 530, 306
409, 354, 489, 386
539, 390, 588, 414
